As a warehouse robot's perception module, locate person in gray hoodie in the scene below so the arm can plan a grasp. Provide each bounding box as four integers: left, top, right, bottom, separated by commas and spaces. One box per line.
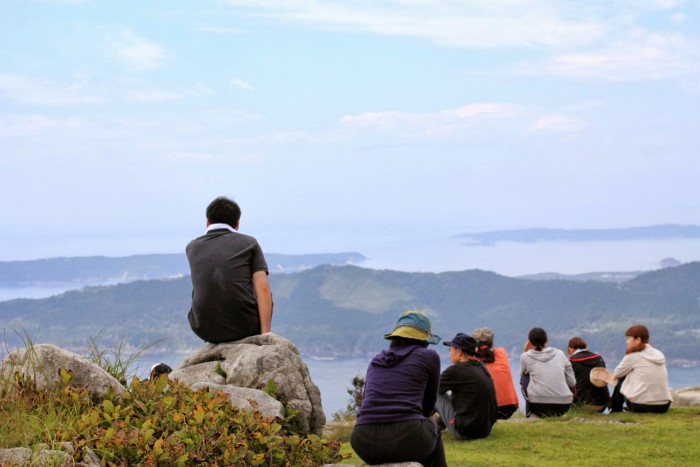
609, 324, 672, 413
520, 327, 575, 417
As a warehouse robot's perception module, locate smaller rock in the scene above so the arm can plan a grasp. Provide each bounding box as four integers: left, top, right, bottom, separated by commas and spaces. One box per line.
191, 382, 285, 420
673, 385, 700, 406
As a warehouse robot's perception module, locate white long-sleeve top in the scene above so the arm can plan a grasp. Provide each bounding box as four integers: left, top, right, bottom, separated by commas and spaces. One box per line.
614, 344, 673, 405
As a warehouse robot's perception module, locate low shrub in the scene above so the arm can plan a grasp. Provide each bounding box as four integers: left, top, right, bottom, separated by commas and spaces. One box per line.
2, 373, 344, 466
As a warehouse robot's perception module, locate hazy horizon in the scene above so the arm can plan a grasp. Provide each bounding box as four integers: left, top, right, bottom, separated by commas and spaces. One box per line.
2, 222, 699, 278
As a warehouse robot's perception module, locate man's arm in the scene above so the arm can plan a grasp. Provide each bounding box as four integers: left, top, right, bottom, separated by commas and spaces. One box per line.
253, 270, 272, 334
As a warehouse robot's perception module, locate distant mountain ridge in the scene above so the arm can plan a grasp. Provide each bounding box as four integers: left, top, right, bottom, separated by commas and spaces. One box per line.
1, 261, 698, 366
0, 252, 366, 287
456, 224, 700, 246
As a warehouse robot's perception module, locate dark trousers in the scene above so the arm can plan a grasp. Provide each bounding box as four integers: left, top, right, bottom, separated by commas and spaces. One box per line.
521, 373, 571, 417
497, 404, 519, 420
528, 402, 571, 417
609, 377, 670, 413
351, 418, 446, 467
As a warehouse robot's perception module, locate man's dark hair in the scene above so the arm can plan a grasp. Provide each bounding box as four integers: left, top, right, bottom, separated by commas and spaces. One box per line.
528, 327, 548, 351
206, 196, 241, 228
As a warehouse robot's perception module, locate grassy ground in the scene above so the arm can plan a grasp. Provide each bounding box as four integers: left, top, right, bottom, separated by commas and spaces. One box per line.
333, 407, 700, 466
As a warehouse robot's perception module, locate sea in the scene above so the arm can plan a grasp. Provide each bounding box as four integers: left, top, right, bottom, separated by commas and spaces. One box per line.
128, 354, 700, 418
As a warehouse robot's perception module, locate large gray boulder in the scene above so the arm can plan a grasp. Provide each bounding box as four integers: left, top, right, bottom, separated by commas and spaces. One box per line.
0, 344, 125, 399
673, 385, 700, 406
171, 333, 325, 435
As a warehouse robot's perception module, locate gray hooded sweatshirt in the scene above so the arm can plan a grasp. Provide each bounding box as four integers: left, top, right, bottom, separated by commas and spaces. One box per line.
614, 344, 672, 405
520, 347, 575, 404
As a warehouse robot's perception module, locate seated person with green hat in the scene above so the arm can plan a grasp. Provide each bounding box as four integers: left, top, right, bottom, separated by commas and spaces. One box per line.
351, 310, 446, 467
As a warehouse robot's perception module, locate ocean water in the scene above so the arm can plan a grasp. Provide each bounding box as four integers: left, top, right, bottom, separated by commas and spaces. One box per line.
307, 357, 700, 417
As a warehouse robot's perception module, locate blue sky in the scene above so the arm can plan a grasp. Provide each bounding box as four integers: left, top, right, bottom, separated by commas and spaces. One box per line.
1, 0, 699, 261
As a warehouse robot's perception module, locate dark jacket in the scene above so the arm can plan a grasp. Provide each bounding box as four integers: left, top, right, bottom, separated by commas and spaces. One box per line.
439, 359, 498, 439
356, 344, 441, 425
569, 350, 610, 408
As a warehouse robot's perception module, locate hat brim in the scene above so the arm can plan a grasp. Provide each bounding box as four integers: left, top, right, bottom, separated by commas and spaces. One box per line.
590, 367, 615, 387
384, 325, 441, 345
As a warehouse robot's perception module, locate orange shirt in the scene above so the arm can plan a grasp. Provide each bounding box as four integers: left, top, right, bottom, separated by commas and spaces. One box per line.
484, 347, 519, 407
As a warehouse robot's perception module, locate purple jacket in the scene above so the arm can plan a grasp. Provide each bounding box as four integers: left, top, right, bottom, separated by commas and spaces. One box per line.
356, 343, 441, 425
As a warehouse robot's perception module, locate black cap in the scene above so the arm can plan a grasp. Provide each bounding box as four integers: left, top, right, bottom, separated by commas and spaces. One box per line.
443, 333, 478, 355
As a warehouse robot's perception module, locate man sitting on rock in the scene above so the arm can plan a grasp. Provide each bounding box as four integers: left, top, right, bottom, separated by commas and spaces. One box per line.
186, 196, 273, 343
435, 333, 498, 440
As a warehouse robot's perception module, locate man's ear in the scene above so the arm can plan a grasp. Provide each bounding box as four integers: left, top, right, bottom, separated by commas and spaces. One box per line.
206, 219, 211, 227
234, 222, 240, 230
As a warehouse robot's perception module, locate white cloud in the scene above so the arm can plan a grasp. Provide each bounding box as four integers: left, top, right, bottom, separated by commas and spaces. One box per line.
129, 89, 185, 102
222, 0, 606, 49
0, 73, 104, 106
127, 84, 210, 102
160, 151, 213, 162
543, 31, 700, 81
528, 115, 583, 133
220, 1, 700, 83
230, 79, 254, 91
0, 115, 84, 137
341, 103, 520, 136
567, 100, 604, 111
670, 12, 687, 23
109, 31, 169, 71
198, 26, 247, 34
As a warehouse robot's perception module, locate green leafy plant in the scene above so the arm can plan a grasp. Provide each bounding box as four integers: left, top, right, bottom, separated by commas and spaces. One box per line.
74, 377, 343, 465
2, 337, 344, 465
332, 375, 364, 421
84, 330, 164, 385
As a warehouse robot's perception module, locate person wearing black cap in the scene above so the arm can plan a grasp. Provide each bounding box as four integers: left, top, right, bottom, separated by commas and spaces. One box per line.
435, 333, 498, 440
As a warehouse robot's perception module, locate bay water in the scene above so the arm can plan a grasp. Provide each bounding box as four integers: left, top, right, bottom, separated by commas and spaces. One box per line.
134, 353, 699, 418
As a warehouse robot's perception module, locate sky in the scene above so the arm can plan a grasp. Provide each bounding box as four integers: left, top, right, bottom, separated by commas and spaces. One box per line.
1, 0, 699, 265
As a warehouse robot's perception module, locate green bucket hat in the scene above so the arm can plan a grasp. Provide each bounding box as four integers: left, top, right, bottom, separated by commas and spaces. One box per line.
383, 310, 441, 345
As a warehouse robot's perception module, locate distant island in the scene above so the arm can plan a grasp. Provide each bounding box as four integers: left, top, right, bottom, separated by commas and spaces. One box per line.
455, 224, 700, 246
0, 252, 366, 287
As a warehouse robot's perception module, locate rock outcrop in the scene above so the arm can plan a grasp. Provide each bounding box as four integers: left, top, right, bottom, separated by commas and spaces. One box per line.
0, 344, 125, 399
171, 333, 326, 435
673, 385, 700, 406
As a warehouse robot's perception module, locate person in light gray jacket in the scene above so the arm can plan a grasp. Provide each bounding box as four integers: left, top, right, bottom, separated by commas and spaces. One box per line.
520, 327, 575, 417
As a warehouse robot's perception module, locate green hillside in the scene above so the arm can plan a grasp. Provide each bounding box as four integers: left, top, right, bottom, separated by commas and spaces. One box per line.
1, 262, 698, 364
